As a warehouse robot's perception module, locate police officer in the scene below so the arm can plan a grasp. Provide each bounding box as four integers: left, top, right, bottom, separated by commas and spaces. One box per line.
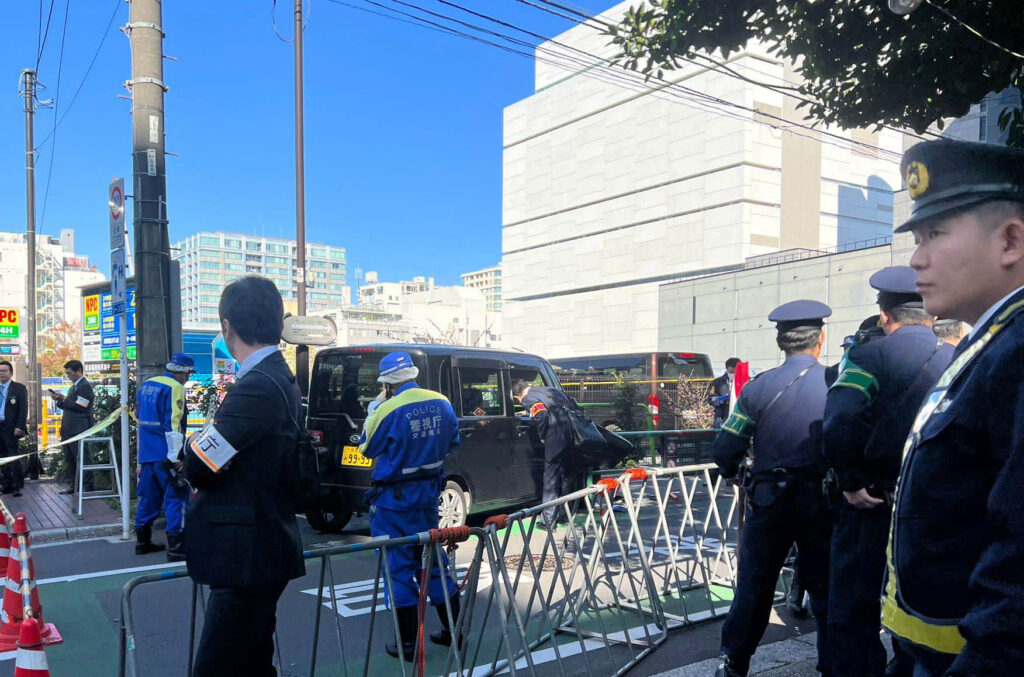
512, 379, 582, 527
825, 317, 882, 387
712, 300, 833, 677
881, 140, 1024, 674
823, 267, 952, 677
932, 318, 965, 346
134, 353, 194, 561
360, 352, 461, 662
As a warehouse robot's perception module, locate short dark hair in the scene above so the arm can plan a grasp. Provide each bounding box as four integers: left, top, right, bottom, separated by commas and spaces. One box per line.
64, 360, 84, 373
883, 306, 933, 326
511, 379, 529, 397
725, 357, 741, 369
0, 361, 12, 374
934, 320, 963, 340
218, 276, 284, 346
776, 328, 822, 356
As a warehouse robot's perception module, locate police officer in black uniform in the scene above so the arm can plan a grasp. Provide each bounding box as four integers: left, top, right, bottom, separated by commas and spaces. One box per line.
712, 300, 833, 677
823, 266, 953, 677
881, 140, 1024, 675
825, 316, 883, 387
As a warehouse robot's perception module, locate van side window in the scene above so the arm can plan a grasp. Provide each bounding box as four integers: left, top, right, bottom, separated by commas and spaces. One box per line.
458, 367, 504, 417
508, 364, 549, 387
438, 359, 453, 401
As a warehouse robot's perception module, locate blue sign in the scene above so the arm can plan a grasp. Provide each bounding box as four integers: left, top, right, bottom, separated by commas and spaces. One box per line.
99, 289, 136, 349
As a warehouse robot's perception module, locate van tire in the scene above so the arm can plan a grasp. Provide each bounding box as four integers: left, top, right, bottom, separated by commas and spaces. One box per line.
438, 481, 469, 529
305, 503, 353, 533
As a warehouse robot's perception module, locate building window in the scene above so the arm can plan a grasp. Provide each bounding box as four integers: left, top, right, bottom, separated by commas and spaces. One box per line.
200, 236, 220, 247
979, 100, 988, 142
225, 264, 244, 272
311, 247, 327, 258
330, 263, 345, 271
200, 261, 221, 270
224, 238, 241, 249
246, 241, 262, 252
224, 252, 243, 261
330, 250, 346, 261
267, 243, 288, 254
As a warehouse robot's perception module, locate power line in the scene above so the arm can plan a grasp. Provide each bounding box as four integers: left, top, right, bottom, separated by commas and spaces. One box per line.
922, 0, 1024, 61
35, 0, 121, 150
38, 0, 70, 233
35, 0, 57, 70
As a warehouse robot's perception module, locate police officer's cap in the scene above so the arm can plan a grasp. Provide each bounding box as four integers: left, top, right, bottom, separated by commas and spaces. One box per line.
859, 315, 881, 332
166, 353, 195, 373
841, 335, 856, 350
896, 139, 1024, 233
869, 265, 923, 309
768, 300, 832, 332
378, 351, 419, 384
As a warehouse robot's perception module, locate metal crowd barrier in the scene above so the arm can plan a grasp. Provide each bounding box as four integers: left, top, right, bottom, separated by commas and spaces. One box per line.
117, 465, 744, 676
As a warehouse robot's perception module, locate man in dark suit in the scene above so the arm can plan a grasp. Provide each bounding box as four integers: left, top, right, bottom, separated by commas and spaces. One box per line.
183, 276, 304, 677
709, 357, 741, 427
49, 360, 94, 494
0, 361, 28, 496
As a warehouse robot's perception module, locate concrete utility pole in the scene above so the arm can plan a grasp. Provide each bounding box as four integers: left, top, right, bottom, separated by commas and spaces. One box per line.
294, 0, 310, 396
19, 69, 40, 438
129, 0, 175, 385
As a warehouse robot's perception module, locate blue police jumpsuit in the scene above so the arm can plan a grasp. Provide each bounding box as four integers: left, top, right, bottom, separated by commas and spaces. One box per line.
135, 374, 189, 536
359, 382, 460, 608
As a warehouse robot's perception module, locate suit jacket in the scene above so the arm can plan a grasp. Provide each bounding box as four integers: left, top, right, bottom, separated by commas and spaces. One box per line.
183, 350, 305, 588
709, 373, 731, 427
519, 386, 577, 461
56, 378, 95, 440
0, 381, 28, 438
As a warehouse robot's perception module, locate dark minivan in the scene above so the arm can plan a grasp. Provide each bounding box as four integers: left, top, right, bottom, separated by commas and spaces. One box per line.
305, 344, 563, 532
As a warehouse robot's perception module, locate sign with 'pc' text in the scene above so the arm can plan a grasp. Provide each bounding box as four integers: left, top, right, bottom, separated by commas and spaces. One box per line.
0, 310, 18, 339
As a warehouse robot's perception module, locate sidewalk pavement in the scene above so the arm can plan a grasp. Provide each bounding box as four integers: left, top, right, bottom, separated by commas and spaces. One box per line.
2, 478, 123, 544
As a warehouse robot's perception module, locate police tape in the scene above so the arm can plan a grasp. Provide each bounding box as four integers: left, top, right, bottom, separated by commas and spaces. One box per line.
0, 407, 132, 467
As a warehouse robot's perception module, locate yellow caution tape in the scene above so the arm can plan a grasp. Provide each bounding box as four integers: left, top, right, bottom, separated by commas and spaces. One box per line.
0, 407, 130, 467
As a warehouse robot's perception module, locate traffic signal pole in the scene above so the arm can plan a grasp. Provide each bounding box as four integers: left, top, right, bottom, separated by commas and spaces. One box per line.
294, 0, 310, 396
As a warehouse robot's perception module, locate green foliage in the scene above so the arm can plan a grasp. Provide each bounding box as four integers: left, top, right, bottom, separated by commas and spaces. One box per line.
606, 0, 1024, 144
611, 376, 640, 431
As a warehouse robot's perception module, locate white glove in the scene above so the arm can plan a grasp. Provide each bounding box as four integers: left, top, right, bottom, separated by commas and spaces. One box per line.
165, 431, 185, 463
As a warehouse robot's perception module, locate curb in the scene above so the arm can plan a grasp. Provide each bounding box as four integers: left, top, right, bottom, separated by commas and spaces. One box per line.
32, 522, 124, 545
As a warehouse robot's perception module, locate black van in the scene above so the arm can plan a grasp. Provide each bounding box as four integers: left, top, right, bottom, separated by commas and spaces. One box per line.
305, 344, 564, 532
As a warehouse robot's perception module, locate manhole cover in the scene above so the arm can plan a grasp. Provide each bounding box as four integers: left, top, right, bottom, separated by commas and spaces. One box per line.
503, 554, 574, 571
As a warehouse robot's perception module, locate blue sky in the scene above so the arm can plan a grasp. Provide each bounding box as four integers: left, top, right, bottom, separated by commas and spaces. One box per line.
1, 0, 611, 287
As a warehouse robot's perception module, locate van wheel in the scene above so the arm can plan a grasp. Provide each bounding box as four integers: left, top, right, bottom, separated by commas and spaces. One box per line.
305, 503, 353, 533
438, 481, 469, 529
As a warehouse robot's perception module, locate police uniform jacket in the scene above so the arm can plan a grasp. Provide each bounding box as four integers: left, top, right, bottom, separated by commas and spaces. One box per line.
712, 353, 827, 479
136, 373, 188, 464
56, 378, 94, 440
520, 386, 576, 461
183, 350, 305, 588
358, 381, 459, 511
882, 288, 1024, 671
823, 325, 952, 493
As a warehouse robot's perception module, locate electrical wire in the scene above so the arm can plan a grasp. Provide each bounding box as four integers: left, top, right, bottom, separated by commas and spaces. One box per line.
272, 0, 312, 43
35, 0, 121, 150
35, 0, 57, 70
923, 0, 1024, 61
38, 0, 70, 233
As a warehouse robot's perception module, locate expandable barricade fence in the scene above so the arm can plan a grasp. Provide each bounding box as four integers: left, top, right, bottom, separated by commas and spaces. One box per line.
118, 464, 749, 676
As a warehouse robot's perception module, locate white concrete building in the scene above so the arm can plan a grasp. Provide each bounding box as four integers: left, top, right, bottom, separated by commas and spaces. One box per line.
402, 287, 502, 348
501, 2, 909, 358
460, 265, 503, 311
313, 307, 412, 346
357, 271, 435, 313
0, 230, 103, 345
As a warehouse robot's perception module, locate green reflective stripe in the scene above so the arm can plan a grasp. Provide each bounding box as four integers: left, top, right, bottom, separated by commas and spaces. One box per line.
832, 357, 879, 400
151, 376, 185, 430
359, 388, 450, 453
722, 404, 754, 439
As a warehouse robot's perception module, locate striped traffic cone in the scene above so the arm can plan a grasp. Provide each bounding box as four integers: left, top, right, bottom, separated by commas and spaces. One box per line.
0, 509, 10, 589
0, 515, 60, 651
13, 617, 49, 677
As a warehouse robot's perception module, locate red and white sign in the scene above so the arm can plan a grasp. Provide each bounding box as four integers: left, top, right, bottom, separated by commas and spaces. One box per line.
109, 178, 125, 250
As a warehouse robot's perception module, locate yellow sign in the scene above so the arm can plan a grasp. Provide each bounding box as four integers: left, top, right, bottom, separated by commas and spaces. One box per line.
0, 309, 18, 339
83, 294, 100, 331
340, 445, 372, 468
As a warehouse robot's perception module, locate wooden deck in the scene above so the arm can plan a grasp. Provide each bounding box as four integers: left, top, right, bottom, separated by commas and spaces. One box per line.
0, 478, 121, 533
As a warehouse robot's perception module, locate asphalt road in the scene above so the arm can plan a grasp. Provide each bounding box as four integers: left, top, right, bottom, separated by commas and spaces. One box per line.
0, 480, 816, 676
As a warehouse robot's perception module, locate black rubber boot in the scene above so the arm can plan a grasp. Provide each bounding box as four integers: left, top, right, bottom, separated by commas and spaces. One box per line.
135, 525, 165, 555
385, 606, 418, 662
429, 593, 462, 647
787, 581, 808, 617
166, 532, 186, 562
715, 655, 747, 677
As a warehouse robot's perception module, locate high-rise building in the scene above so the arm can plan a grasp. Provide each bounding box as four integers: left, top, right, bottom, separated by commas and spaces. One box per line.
173, 232, 347, 327
0, 230, 104, 345
357, 271, 435, 313
943, 88, 1022, 145
501, 1, 910, 358
460, 265, 502, 311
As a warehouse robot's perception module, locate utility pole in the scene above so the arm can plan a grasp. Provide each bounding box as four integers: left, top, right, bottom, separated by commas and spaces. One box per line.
294, 0, 310, 396
19, 69, 39, 440
128, 0, 174, 386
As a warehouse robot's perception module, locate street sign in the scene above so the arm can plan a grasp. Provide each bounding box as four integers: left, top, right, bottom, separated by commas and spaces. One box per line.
282, 315, 337, 346
111, 248, 127, 315
109, 178, 125, 250
0, 309, 19, 340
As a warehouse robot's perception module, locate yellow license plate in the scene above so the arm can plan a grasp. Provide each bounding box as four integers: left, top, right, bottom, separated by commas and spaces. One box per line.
341, 445, 372, 468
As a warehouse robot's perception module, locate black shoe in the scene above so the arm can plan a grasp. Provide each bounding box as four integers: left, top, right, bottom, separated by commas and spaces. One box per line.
135, 525, 166, 555
11, 491, 21, 498
429, 594, 462, 648
58, 487, 75, 495
715, 655, 747, 677
166, 532, 186, 562
385, 606, 418, 662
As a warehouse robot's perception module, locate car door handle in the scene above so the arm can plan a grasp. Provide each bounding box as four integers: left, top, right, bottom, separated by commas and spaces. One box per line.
516, 425, 530, 438
459, 427, 475, 439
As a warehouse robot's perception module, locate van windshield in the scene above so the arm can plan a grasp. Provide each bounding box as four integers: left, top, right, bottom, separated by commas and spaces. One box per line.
658, 354, 712, 379
310, 350, 427, 419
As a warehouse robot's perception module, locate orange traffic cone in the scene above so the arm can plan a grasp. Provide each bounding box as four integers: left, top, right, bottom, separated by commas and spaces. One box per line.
0, 515, 60, 651
13, 617, 50, 677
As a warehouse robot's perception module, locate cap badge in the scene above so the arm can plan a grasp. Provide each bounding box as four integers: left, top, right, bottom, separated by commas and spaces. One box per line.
906, 160, 930, 199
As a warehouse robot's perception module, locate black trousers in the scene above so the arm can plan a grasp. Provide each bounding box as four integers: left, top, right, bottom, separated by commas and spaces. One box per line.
542, 453, 579, 525
193, 581, 288, 677
0, 432, 22, 491
61, 433, 93, 491
721, 480, 832, 674
892, 637, 954, 677
828, 500, 892, 677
